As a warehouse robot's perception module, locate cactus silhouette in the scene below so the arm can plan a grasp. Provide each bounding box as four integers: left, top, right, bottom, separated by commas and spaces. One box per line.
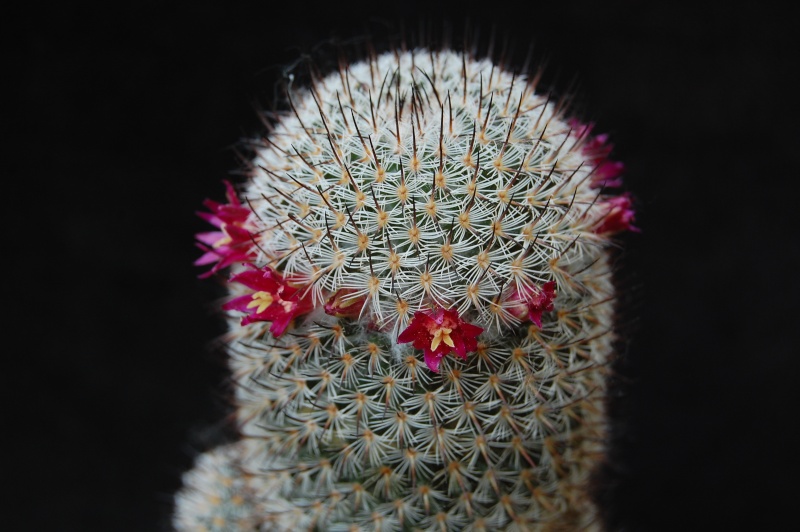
175, 47, 635, 531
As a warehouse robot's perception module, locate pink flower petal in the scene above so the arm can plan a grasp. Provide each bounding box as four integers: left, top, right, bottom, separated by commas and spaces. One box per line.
595, 194, 640, 234
424, 350, 445, 373
507, 281, 556, 327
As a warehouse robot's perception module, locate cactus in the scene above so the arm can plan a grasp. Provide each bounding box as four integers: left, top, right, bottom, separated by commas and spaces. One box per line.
175, 47, 636, 531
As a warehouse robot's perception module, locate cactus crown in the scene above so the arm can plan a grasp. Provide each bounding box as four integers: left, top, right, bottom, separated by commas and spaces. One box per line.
177, 47, 635, 531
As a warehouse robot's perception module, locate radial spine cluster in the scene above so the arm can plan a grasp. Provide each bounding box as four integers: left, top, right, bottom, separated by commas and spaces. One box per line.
176, 48, 636, 531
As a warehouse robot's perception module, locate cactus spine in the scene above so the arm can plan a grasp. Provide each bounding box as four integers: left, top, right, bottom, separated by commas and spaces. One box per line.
175, 48, 635, 531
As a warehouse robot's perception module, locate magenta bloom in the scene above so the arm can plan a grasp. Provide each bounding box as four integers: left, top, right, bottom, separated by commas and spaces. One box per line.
595, 194, 640, 235
195, 180, 254, 278
324, 289, 368, 319
222, 266, 314, 337
570, 119, 625, 189
506, 281, 557, 328
398, 307, 483, 373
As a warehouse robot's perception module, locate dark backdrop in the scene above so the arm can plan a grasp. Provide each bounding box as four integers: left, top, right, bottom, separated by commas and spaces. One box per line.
7, 1, 799, 530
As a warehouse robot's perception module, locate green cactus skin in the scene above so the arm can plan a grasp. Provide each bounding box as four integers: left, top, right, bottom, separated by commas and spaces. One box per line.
175, 48, 633, 531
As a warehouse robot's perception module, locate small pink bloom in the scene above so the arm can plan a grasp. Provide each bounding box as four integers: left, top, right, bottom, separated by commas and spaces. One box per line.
222, 266, 314, 337
195, 180, 255, 278
324, 289, 368, 318
592, 160, 625, 188
397, 307, 483, 373
569, 119, 624, 188
506, 281, 557, 328
595, 194, 640, 235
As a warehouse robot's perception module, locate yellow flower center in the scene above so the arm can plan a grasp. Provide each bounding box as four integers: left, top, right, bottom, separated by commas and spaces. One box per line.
430, 327, 454, 351
213, 223, 232, 248
246, 291, 274, 314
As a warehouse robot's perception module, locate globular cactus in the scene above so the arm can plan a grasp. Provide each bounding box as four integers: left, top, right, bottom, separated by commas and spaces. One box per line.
175, 46, 636, 531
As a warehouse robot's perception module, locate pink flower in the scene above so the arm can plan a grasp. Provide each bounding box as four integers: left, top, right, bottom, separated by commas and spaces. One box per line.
569, 119, 624, 188
506, 281, 557, 328
397, 307, 483, 373
592, 159, 625, 188
324, 289, 368, 319
222, 266, 314, 337
595, 194, 640, 235
195, 180, 254, 278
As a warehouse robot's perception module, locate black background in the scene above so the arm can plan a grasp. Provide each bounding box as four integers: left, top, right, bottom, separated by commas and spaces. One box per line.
7, 1, 799, 530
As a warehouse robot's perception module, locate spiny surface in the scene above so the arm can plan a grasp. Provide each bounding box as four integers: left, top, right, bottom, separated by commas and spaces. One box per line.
246, 50, 612, 335
176, 49, 631, 531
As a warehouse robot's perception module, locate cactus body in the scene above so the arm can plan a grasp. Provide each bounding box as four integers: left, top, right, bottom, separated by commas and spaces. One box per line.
176, 48, 635, 531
